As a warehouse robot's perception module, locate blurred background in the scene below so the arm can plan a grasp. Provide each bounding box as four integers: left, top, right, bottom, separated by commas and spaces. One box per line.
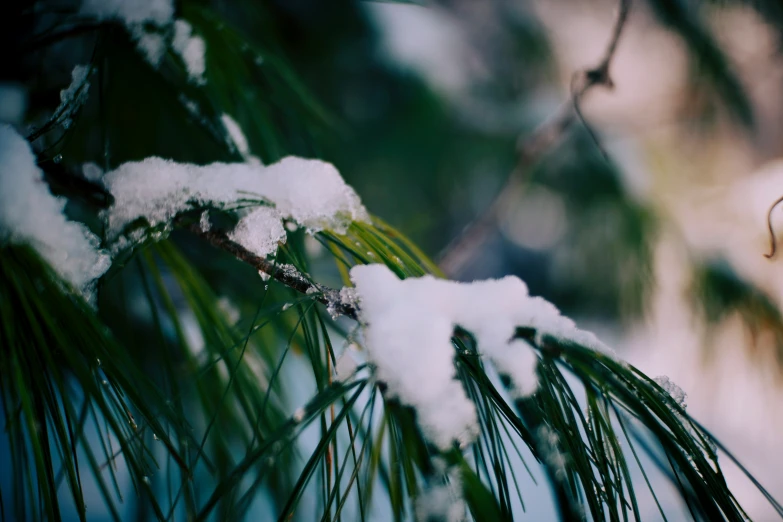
6, 0, 783, 519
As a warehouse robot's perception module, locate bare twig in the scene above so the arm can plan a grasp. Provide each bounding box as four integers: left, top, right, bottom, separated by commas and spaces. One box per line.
571, 0, 630, 161
572, 72, 612, 163
588, 0, 631, 86
187, 223, 358, 320
438, 0, 632, 276
764, 195, 783, 259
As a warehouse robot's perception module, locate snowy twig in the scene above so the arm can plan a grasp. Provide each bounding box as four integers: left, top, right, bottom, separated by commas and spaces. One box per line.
186, 223, 358, 319
438, 0, 632, 276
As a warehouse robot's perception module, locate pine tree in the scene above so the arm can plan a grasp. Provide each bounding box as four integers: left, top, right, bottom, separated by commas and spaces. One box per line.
2, 1, 783, 520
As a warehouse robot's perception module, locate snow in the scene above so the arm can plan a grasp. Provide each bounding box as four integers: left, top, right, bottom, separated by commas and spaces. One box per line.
415, 468, 467, 522
55, 65, 90, 128
327, 286, 361, 319
0, 125, 110, 298
81, 162, 103, 182
229, 206, 286, 258
172, 20, 207, 84
221, 113, 251, 158
339, 286, 358, 307
180, 95, 199, 117
80, 0, 174, 26
136, 31, 167, 67
653, 375, 687, 409
198, 210, 210, 231
102, 156, 368, 252
350, 264, 606, 449
79, 1, 206, 83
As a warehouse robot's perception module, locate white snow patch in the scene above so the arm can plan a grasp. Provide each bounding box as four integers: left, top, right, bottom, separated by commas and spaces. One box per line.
55, 65, 91, 129
327, 286, 360, 319
81, 162, 103, 182
229, 206, 285, 258
653, 375, 687, 409
350, 264, 606, 449
102, 156, 368, 251
197, 210, 210, 232
180, 95, 199, 117
79, 1, 207, 83
172, 20, 206, 84
136, 30, 167, 67
221, 113, 251, 158
0, 125, 110, 298
339, 286, 358, 307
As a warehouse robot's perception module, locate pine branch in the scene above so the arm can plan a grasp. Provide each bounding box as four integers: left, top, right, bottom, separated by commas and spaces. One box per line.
185, 222, 359, 320
438, 0, 632, 276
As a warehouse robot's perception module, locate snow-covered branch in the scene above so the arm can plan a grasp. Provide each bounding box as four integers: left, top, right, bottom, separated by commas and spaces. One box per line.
186, 221, 358, 320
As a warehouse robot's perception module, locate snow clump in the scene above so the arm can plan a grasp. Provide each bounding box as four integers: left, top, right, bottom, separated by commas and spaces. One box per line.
102, 156, 368, 254
349, 263, 607, 449
0, 125, 110, 299
79, 0, 206, 82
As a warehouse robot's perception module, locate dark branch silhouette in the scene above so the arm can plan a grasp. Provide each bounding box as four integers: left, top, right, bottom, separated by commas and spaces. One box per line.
438, 0, 632, 276
765, 195, 783, 259
186, 222, 358, 319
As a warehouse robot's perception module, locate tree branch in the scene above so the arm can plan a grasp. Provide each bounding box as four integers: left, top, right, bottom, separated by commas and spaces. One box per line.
764, 194, 783, 259
438, 0, 632, 276
186, 223, 358, 320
